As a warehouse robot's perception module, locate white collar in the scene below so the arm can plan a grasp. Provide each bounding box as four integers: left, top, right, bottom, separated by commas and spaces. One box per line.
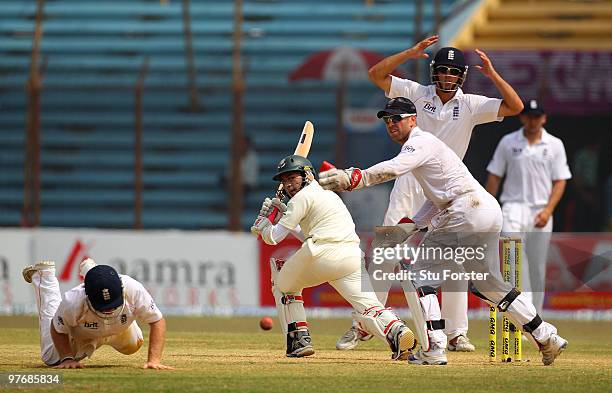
517, 127, 550, 144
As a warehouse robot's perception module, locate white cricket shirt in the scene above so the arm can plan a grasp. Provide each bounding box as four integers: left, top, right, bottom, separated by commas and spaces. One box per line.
53, 275, 163, 340
363, 127, 482, 208
388, 75, 503, 159
487, 128, 572, 206
278, 181, 360, 244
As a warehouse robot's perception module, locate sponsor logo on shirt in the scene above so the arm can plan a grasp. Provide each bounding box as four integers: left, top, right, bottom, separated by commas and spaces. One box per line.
511, 147, 523, 156
402, 145, 415, 153
453, 106, 459, 120
84, 321, 99, 329
423, 102, 436, 114
542, 148, 548, 158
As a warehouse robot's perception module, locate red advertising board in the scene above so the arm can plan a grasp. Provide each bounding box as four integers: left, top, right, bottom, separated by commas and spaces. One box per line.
259, 234, 612, 311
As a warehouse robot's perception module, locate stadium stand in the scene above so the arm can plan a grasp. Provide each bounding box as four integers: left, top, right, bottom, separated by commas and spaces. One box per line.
453, 0, 612, 49
0, 0, 458, 229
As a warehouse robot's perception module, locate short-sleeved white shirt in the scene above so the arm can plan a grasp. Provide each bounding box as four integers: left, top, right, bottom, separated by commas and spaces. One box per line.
53, 275, 162, 340
486, 128, 572, 206
278, 181, 360, 244
363, 127, 482, 209
388, 75, 503, 160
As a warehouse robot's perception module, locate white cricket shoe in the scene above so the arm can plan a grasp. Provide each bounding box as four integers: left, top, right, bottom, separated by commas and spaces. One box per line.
540, 333, 568, 366
79, 258, 97, 278
22, 261, 55, 283
335, 326, 373, 350
447, 334, 476, 352
408, 344, 448, 365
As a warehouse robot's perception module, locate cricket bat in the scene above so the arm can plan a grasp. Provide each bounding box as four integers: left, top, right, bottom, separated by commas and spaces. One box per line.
267, 121, 314, 222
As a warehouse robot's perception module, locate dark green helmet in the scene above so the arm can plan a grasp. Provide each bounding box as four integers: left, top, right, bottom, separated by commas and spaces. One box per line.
272, 155, 315, 181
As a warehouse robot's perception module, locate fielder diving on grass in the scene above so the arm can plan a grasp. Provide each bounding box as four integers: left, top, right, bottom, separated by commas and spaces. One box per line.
23, 258, 172, 370
319, 97, 568, 366
251, 155, 417, 359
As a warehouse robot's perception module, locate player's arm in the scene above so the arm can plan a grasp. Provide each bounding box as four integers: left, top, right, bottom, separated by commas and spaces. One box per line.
535, 180, 567, 228
320, 145, 425, 191
473, 49, 523, 117
485, 173, 503, 198
50, 321, 83, 369
144, 318, 173, 370
368, 35, 439, 93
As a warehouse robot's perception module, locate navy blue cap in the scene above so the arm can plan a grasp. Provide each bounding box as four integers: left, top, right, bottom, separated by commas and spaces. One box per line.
432, 47, 467, 69
377, 97, 417, 118
84, 265, 124, 311
522, 99, 545, 115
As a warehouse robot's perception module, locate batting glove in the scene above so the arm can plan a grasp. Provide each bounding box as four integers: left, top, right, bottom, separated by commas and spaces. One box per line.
250, 215, 272, 237
319, 167, 364, 192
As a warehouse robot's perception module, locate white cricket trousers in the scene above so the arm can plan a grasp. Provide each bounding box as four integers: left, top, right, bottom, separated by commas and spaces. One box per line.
276, 239, 384, 313
381, 173, 468, 340
31, 267, 144, 365
274, 238, 400, 338
501, 202, 553, 313
411, 191, 557, 348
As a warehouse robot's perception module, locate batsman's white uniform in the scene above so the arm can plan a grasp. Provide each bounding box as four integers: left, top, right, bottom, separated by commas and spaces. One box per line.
30, 265, 162, 365
487, 128, 572, 312
263, 181, 404, 340
376, 75, 504, 339
362, 127, 558, 349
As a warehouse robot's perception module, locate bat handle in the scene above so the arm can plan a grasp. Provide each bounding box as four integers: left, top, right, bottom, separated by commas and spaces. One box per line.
267, 206, 280, 223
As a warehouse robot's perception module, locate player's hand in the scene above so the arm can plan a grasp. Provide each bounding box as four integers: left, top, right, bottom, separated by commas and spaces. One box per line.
407, 35, 439, 59
473, 49, 497, 78
54, 359, 84, 369
534, 209, 551, 228
143, 362, 174, 370
319, 168, 364, 192
259, 197, 274, 217
250, 216, 272, 236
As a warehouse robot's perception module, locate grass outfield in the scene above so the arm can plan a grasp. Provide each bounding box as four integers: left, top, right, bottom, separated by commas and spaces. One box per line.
1, 316, 610, 393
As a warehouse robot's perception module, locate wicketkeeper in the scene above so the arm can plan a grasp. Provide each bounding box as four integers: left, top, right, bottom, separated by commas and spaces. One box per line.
319, 98, 568, 365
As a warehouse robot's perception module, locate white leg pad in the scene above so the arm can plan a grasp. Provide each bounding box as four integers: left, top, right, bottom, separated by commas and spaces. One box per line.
270, 258, 307, 334
352, 306, 402, 342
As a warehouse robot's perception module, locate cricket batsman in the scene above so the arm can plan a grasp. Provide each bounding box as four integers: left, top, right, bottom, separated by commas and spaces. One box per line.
251, 155, 416, 359
23, 258, 173, 369
319, 98, 568, 365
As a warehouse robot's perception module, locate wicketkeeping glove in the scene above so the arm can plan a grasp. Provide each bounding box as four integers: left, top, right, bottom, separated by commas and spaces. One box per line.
318, 167, 364, 192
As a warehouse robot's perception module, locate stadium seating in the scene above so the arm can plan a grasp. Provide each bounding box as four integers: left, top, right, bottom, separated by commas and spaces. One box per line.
453, 0, 612, 49
0, 0, 458, 229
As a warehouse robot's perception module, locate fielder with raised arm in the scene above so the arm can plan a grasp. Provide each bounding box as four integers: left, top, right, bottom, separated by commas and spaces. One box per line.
23, 259, 172, 370
251, 155, 416, 359
335, 34, 524, 352
319, 98, 567, 365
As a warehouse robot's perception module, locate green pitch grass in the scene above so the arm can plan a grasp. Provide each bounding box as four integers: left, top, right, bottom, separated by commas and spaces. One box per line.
0, 316, 610, 393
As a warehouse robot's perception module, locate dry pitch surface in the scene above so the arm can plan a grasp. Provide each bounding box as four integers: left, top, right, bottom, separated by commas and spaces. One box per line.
1, 316, 610, 393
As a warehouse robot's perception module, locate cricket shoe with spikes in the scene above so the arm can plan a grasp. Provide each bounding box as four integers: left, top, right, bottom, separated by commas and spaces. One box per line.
408, 343, 448, 365
335, 325, 373, 350
286, 330, 315, 358
539, 333, 568, 366
387, 324, 417, 361
22, 261, 55, 284
447, 334, 476, 352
